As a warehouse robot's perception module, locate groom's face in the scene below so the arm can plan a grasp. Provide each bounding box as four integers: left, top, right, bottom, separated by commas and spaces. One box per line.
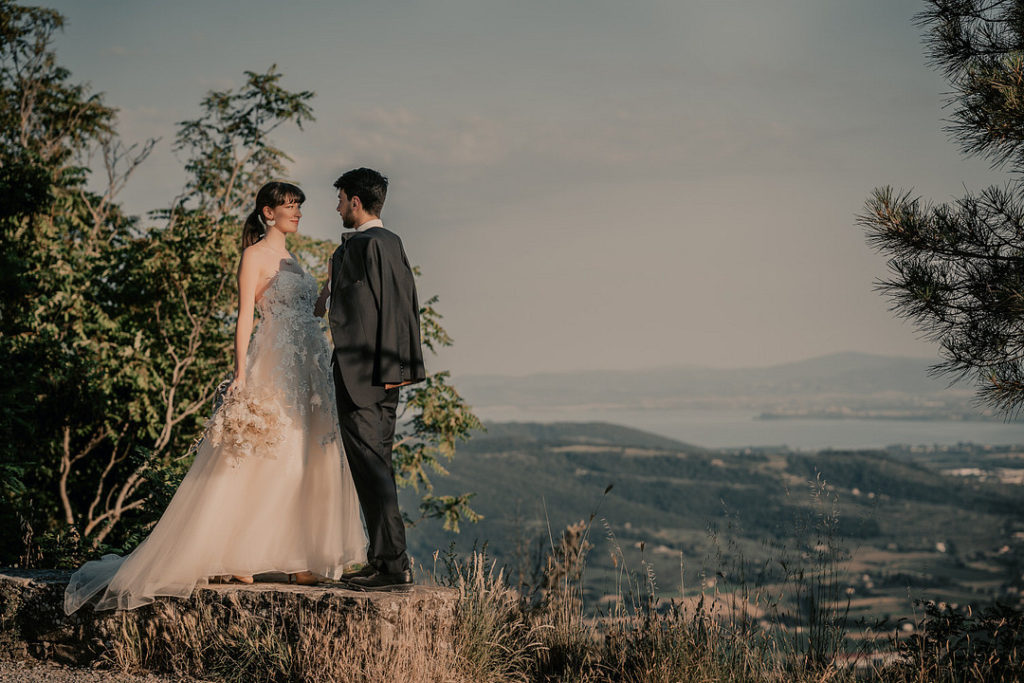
337, 190, 357, 229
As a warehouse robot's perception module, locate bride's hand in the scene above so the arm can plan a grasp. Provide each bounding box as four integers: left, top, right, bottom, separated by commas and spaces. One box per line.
227, 376, 246, 394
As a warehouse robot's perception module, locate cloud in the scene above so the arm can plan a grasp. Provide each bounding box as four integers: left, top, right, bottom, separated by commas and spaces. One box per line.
334, 108, 519, 168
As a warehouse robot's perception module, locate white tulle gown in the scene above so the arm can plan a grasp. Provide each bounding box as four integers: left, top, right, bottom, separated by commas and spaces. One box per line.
64, 259, 367, 614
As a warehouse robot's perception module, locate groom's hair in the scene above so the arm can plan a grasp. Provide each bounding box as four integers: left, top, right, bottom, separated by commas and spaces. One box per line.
334, 168, 388, 216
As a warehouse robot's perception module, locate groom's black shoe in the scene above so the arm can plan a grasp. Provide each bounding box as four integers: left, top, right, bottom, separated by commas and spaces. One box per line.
345, 569, 413, 592
341, 564, 376, 581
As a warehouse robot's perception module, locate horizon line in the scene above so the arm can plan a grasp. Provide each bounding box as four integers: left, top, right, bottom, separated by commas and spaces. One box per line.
452, 350, 940, 379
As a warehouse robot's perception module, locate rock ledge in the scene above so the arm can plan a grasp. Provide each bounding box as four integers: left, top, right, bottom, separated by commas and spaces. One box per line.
0, 569, 459, 670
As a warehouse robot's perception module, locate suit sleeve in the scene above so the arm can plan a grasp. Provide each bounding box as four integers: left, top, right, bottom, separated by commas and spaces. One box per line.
329, 244, 345, 288
362, 237, 426, 386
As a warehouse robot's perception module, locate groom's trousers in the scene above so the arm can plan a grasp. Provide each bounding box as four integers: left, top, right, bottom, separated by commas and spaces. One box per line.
333, 365, 410, 575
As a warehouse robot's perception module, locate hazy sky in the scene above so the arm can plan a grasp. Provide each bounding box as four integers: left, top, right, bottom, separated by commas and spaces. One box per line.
44, 0, 1007, 376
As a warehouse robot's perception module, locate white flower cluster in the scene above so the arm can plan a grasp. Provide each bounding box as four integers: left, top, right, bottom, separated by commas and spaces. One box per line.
207, 388, 291, 465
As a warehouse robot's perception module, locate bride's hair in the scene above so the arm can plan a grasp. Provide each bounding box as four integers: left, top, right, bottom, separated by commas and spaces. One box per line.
241, 181, 306, 249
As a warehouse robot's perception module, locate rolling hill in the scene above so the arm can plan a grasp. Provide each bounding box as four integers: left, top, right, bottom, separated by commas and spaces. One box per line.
403, 421, 1024, 621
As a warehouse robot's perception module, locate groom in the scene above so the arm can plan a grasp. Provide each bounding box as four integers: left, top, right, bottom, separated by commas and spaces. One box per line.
322, 167, 426, 590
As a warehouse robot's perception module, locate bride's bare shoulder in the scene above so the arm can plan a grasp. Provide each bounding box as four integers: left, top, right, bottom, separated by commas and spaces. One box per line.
238, 243, 276, 281
241, 243, 276, 265
242, 242, 269, 260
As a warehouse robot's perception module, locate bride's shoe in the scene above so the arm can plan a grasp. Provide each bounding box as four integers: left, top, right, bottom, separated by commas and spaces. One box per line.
288, 571, 319, 586
210, 574, 254, 584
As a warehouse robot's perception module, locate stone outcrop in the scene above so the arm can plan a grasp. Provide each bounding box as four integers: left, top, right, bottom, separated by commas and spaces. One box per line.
0, 569, 460, 675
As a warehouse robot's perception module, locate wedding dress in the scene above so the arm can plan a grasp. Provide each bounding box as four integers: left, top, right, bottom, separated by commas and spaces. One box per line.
64, 258, 366, 613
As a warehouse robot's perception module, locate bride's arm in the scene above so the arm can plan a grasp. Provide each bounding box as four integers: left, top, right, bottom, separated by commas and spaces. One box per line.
230, 249, 261, 392
313, 260, 331, 317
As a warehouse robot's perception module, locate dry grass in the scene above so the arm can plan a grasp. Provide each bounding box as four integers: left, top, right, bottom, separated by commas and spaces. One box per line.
443, 550, 546, 682
292, 603, 463, 682
92, 479, 1023, 682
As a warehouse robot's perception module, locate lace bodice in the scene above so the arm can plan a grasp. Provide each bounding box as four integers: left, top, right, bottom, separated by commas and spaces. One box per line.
256, 260, 318, 321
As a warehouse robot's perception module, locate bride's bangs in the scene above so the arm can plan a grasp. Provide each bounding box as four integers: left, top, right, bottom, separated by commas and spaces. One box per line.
270, 182, 306, 207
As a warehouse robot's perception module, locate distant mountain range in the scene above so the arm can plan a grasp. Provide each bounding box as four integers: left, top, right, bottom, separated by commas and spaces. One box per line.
453, 352, 996, 420
456, 352, 949, 404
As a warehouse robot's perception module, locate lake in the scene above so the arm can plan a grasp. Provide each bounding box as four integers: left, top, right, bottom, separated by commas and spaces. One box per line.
474, 405, 1024, 450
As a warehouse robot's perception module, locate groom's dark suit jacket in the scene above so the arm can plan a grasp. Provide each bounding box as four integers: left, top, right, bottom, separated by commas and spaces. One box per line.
329, 226, 427, 408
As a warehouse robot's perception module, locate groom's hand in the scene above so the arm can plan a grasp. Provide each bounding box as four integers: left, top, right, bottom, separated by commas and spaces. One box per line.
313, 280, 331, 317
313, 290, 330, 317
385, 381, 413, 390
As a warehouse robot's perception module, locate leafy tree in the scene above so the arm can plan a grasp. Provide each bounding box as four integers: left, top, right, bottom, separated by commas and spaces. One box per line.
0, 0, 480, 565
394, 295, 483, 533
0, 0, 145, 563
858, 0, 1024, 415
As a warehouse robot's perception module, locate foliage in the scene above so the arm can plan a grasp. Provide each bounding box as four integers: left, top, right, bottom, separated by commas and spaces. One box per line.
880, 600, 1024, 683
0, 0, 479, 566
0, 0, 140, 558
395, 367, 483, 533
858, 0, 1024, 415
394, 278, 483, 532
174, 64, 313, 218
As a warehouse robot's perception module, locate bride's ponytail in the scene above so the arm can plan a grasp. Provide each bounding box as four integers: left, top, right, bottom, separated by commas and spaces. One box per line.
241, 209, 265, 249
242, 181, 306, 250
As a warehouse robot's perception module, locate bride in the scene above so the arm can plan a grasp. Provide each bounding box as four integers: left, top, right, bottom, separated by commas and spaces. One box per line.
64, 182, 367, 614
